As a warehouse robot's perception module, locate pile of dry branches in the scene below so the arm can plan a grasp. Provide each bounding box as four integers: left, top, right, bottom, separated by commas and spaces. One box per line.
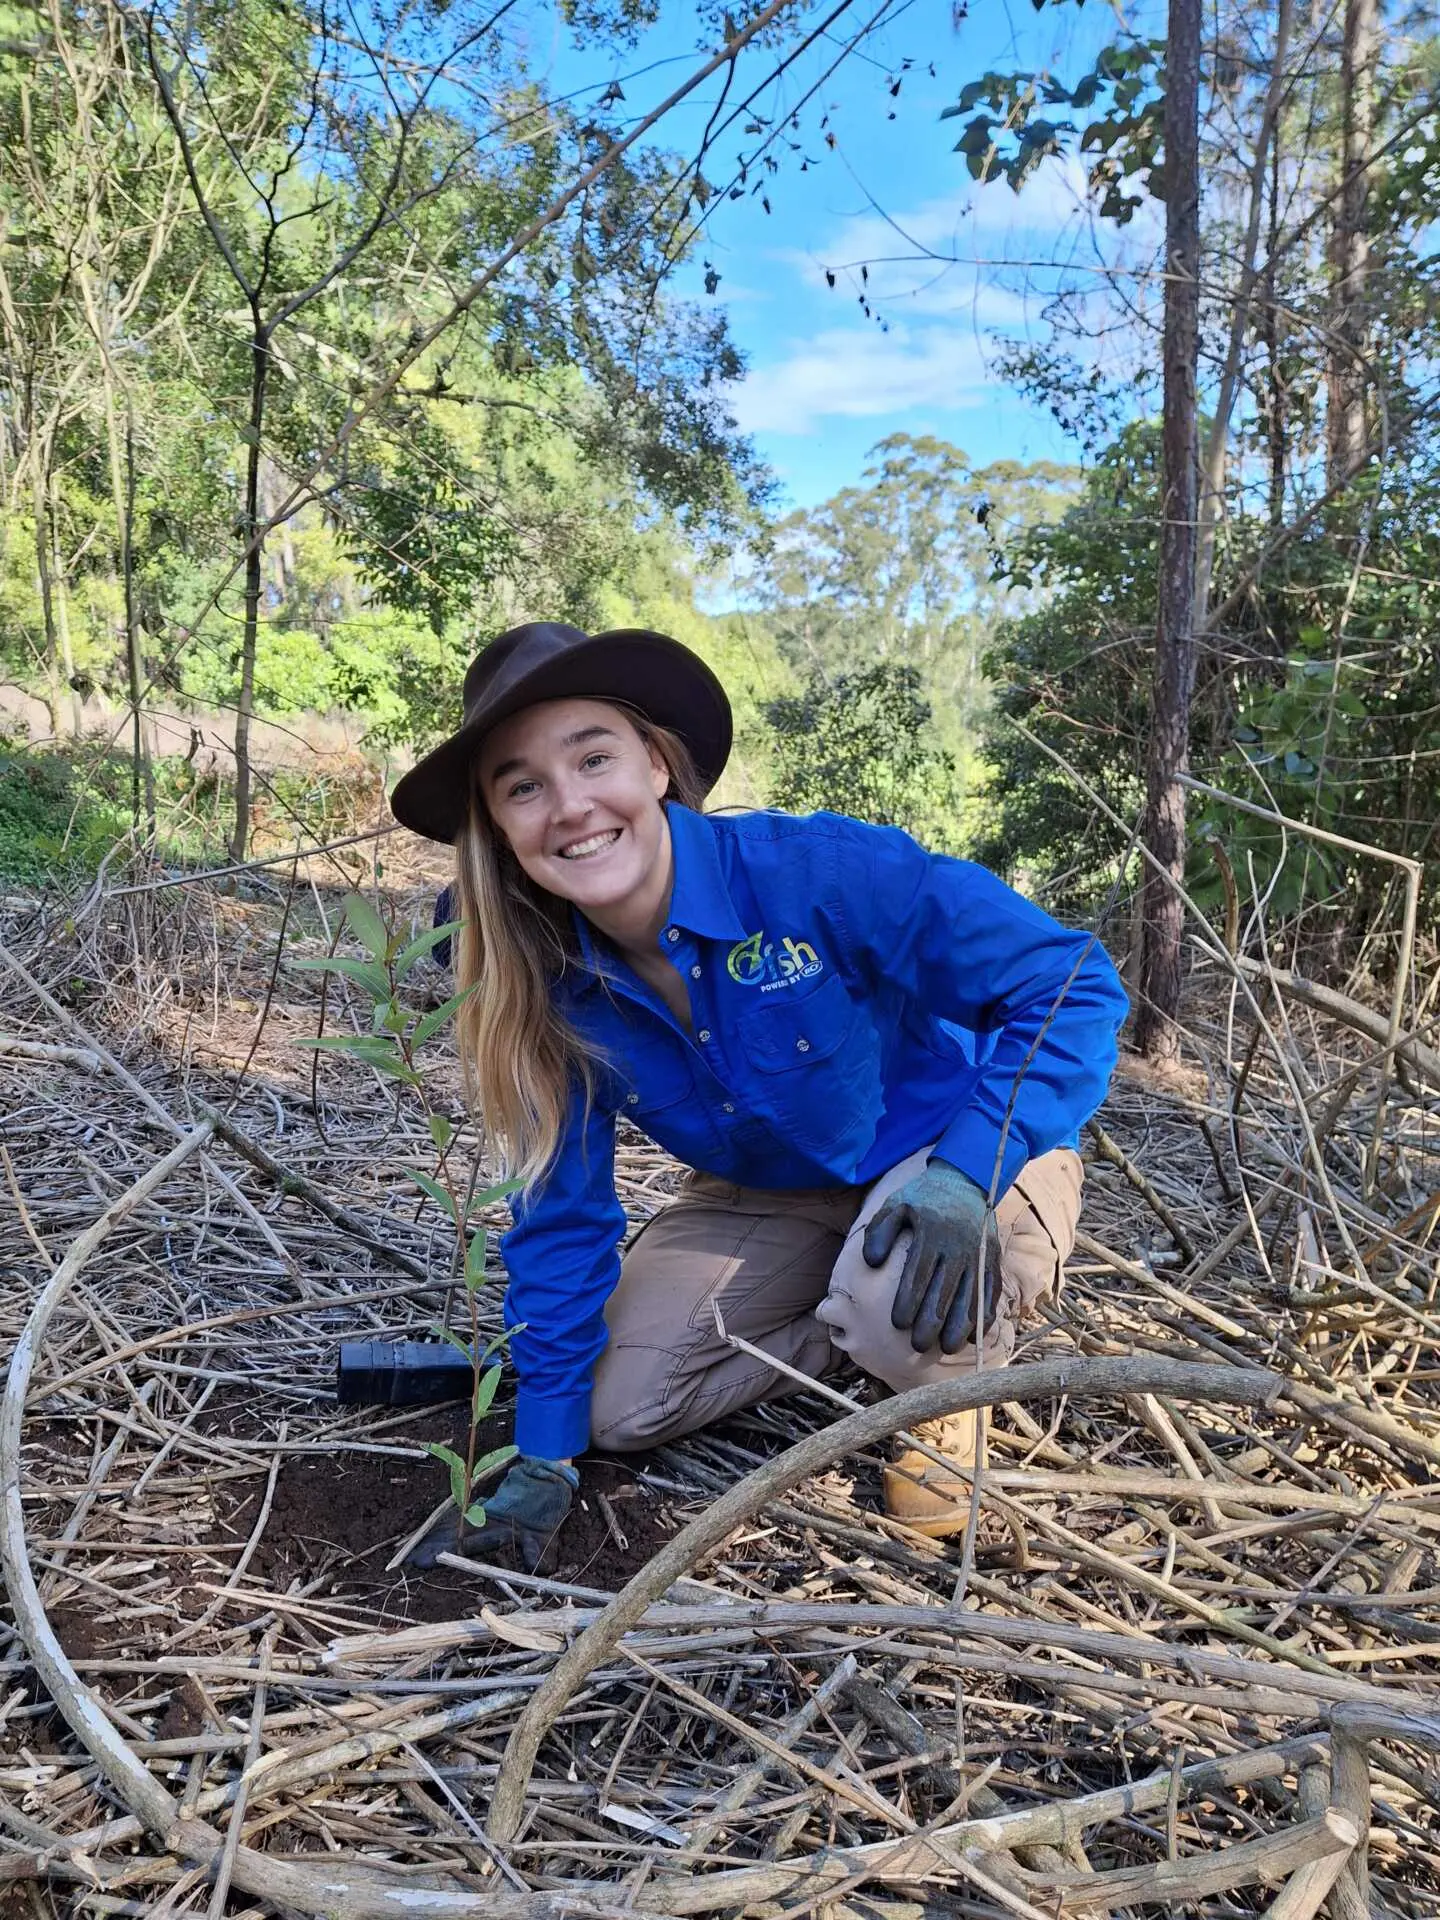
0, 863, 1437, 1918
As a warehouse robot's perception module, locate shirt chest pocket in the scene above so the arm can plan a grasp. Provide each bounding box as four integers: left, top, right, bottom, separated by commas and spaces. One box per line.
623, 1048, 695, 1119
738, 973, 859, 1074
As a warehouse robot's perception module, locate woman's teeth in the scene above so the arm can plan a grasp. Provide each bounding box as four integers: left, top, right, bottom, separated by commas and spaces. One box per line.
559, 829, 621, 860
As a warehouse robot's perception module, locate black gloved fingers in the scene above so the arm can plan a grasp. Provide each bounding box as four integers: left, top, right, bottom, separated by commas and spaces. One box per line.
910, 1251, 968, 1354
863, 1195, 911, 1272
887, 1228, 932, 1331
406, 1508, 515, 1572
939, 1265, 982, 1353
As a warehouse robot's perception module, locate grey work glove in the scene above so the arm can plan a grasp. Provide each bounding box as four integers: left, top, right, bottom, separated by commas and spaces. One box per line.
407, 1456, 579, 1572
862, 1159, 1004, 1355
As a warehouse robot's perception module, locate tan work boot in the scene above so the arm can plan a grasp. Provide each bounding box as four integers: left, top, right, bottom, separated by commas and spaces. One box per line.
882, 1409, 984, 1537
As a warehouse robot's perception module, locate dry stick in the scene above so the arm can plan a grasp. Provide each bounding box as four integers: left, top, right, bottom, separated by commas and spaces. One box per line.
1179, 773, 1425, 1183
197, 1103, 435, 1284
1020, 1807, 1358, 1913
0, 939, 290, 1270
679, 1651, 859, 1858
324, 1600, 1439, 1711
204, 1625, 275, 1920
715, 1321, 1339, 1678
1085, 1120, 1197, 1260
0, 1126, 686, 1919
486, 1355, 1283, 1844
1263, 1847, 1358, 1920
0, 1122, 216, 1837
840, 1674, 1071, 1880
599, 1739, 1340, 1917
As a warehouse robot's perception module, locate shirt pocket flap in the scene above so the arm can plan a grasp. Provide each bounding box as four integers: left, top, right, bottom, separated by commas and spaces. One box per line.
624, 1049, 695, 1113
741, 973, 854, 1073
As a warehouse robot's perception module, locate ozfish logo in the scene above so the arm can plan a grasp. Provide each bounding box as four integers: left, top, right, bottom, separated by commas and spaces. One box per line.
726, 930, 824, 992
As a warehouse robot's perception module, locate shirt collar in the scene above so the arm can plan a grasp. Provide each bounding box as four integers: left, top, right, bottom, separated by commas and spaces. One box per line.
664, 804, 746, 943
567, 804, 744, 992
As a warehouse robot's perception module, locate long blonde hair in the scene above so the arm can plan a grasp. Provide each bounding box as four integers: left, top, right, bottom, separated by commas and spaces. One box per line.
453, 707, 705, 1188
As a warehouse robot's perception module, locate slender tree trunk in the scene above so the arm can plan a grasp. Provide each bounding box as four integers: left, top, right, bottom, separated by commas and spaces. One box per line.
1136, 0, 1201, 1063
100, 368, 155, 833
1264, 135, 1286, 532
1191, 0, 1292, 630
1326, 0, 1378, 489
37, 464, 82, 737
230, 323, 268, 865
122, 405, 154, 833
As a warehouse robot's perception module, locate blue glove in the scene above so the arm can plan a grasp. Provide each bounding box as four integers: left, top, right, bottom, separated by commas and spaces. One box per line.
862, 1159, 1003, 1355
407, 1456, 579, 1572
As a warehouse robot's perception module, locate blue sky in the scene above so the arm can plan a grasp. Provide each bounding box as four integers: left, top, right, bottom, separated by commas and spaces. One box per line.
542, 0, 1162, 512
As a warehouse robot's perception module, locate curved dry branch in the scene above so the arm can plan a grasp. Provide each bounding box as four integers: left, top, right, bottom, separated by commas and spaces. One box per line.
487, 1355, 1284, 1842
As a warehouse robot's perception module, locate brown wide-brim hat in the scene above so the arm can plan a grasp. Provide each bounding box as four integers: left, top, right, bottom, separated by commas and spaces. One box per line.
390, 621, 733, 844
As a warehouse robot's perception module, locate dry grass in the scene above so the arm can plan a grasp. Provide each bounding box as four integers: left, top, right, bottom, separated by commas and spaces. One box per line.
0, 855, 1437, 1918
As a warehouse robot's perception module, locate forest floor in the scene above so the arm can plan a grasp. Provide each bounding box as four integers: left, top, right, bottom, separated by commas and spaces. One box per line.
0, 859, 1438, 1918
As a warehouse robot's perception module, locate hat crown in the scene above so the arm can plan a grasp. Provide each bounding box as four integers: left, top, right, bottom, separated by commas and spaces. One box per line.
462, 622, 590, 722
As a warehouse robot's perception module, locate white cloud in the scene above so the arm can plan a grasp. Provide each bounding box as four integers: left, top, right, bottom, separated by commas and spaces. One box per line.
728, 323, 1002, 437
775, 159, 1163, 316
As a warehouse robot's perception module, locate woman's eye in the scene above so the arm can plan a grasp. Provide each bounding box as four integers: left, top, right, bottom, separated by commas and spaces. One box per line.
581, 752, 613, 772
508, 778, 540, 800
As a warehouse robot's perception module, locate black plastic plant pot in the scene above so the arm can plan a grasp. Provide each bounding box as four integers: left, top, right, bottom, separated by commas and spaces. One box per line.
335, 1340, 475, 1407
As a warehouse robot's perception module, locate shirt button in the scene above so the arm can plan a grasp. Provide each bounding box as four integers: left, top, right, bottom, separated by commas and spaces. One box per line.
698, 1029, 711, 1043
626, 1093, 639, 1106
722, 1102, 735, 1114
796, 1037, 811, 1052
666, 928, 680, 943
690, 965, 702, 979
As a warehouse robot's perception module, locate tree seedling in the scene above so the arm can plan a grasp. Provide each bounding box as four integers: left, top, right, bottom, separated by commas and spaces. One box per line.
292, 891, 519, 1532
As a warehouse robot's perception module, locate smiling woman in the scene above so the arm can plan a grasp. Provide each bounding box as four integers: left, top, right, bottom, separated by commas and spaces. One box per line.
388, 620, 1128, 1572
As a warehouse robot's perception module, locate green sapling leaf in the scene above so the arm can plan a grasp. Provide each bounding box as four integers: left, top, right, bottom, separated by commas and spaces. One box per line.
472, 1363, 502, 1421
411, 987, 474, 1049
426, 1442, 468, 1510
428, 1322, 474, 1362
343, 892, 392, 965
408, 1167, 459, 1223
394, 920, 465, 979
464, 1231, 488, 1289
465, 1176, 523, 1215
288, 953, 391, 999
463, 1502, 489, 1527
428, 1113, 455, 1151
472, 1443, 518, 1479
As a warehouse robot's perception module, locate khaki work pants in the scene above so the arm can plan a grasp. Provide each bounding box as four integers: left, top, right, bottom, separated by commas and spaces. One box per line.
589, 1144, 1083, 1452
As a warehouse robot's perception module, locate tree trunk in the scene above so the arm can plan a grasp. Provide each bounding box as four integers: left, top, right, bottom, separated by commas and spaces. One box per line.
229, 324, 268, 866
1191, 0, 1292, 631
1135, 0, 1201, 1064
1326, 0, 1378, 490
100, 370, 154, 834
1264, 135, 1286, 532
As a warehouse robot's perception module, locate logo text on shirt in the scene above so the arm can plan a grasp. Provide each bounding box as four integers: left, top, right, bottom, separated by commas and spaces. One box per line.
726, 931, 824, 991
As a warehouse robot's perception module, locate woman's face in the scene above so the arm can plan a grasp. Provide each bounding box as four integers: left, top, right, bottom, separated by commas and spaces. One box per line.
477, 698, 672, 917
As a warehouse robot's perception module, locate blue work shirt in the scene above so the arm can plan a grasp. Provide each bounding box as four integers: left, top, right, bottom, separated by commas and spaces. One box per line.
503, 804, 1127, 1458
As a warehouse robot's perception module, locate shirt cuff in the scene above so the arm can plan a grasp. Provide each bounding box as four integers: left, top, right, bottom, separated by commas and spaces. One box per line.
934, 1109, 1031, 1200
515, 1386, 593, 1461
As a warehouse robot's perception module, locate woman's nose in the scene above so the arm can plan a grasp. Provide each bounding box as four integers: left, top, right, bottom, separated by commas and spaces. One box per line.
550, 778, 592, 822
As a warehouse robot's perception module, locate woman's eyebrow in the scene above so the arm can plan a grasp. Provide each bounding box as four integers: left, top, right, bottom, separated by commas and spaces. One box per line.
560, 725, 621, 749
487, 726, 621, 786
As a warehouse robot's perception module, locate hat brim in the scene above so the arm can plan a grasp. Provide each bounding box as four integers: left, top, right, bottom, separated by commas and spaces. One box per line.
389, 628, 733, 844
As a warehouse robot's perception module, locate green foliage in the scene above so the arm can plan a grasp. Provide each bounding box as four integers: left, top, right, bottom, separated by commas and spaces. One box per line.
747, 434, 1078, 807
763, 663, 963, 851
0, 740, 123, 882
942, 40, 1164, 217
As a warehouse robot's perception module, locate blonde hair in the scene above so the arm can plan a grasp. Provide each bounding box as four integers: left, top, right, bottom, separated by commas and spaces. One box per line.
453, 707, 705, 1188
